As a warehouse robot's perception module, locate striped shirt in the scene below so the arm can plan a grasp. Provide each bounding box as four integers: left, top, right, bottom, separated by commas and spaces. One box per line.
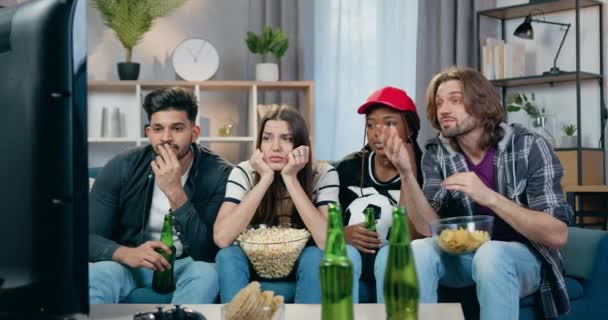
224, 160, 339, 208
423, 123, 573, 319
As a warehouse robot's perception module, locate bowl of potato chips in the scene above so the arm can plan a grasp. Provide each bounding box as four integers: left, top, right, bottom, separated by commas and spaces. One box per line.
222, 281, 285, 320
429, 215, 494, 254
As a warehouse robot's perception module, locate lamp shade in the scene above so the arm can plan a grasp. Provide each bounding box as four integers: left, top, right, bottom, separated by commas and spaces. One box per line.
514, 15, 534, 39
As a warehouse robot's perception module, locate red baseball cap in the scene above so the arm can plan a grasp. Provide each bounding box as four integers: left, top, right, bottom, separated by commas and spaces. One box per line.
357, 86, 417, 115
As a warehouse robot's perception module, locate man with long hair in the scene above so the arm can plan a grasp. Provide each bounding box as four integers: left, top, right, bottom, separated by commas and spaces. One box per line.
378, 67, 572, 319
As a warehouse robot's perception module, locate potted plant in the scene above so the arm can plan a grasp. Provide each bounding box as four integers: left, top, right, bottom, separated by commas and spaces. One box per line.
506, 92, 542, 120
93, 0, 186, 80
245, 26, 289, 81
560, 123, 577, 148
506, 92, 556, 146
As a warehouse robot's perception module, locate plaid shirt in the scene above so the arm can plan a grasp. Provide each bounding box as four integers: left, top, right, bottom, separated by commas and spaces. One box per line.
422, 123, 573, 319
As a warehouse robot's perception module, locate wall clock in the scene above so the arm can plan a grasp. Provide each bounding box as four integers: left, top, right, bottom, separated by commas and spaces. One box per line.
172, 38, 219, 81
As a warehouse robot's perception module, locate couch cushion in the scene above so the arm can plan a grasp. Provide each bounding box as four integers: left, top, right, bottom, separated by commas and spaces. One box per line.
259, 281, 296, 303
122, 287, 173, 304
519, 277, 584, 307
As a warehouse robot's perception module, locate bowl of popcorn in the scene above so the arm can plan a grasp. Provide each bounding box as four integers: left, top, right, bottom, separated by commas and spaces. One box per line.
429, 215, 494, 254
237, 225, 310, 279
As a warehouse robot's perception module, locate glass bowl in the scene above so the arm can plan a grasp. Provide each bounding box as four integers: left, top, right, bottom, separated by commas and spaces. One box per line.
237, 225, 310, 279
429, 215, 494, 254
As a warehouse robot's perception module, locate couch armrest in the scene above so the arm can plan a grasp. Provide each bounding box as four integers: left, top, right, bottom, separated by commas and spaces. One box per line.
562, 227, 607, 279
562, 227, 608, 319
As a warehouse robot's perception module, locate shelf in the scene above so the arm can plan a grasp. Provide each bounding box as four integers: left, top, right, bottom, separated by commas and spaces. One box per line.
555, 147, 603, 151
198, 137, 255, 143
88, 80, 314, 92
89, 137, 136, 143
256, 81, 314, 90
490, 72, 602, 87
88, 81, 139, 90
478, 0, 601, 20
132, 137, 255, 143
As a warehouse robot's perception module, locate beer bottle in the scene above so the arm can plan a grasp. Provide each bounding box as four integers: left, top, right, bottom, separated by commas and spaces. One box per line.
320, 203, 354, 320
383, 206, 419, 320
364, 207, 377, 231
360, 207, 378, 282
152, 212, 176, 293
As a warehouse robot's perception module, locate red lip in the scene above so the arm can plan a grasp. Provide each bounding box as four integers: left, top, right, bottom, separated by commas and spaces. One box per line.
269, 156, 284, 162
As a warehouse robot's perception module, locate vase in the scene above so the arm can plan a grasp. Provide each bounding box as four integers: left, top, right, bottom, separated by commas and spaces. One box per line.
531, 116, 556, 147
256, 63, 279, 81
117, 62, 140, 80
560, 136, 577, 148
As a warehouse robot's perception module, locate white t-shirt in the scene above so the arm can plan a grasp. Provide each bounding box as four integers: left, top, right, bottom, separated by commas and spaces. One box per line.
147, 162, 192, 257
224, 160, 339, 211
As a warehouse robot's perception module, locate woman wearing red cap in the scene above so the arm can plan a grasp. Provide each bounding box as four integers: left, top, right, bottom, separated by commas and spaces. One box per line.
334, 86, 423, 302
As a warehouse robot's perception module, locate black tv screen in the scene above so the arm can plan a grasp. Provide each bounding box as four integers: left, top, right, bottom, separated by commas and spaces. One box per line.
0, 0, 88, 317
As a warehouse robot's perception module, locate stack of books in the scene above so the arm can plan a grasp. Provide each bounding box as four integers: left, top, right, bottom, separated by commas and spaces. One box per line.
482, 37, 526, 80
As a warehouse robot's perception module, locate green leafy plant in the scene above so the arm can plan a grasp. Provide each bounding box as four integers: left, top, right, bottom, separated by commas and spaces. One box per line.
93, 0, 186, 63
245, 26, 289, 62
561, 123, 577, 136
506, 93, 542, 118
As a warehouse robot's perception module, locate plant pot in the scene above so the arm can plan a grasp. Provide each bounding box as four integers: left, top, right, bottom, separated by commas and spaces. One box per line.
560, 136, 577, 149
255, 63, 279, 81
117, 62, 140, 80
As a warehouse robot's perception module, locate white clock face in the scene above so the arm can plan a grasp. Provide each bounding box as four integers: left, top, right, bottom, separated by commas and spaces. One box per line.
172, 38, 219, 81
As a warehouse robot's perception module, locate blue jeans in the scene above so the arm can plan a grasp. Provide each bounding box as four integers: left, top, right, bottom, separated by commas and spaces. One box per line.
216, 245, 361, 303
375, 238, 541, 320
89, 257, 219, 304
348, 246, 388, 301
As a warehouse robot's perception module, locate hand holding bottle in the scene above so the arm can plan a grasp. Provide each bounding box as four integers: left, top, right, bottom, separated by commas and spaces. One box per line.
344, 223, 381, 254
112, 240, 172, 271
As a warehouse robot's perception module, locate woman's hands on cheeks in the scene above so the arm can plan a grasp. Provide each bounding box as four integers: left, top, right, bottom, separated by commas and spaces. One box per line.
250, 149, 275, 181
281, 146, 310, 178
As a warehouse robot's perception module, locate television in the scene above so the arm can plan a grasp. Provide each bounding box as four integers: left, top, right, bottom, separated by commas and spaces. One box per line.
0, 0, 88, 318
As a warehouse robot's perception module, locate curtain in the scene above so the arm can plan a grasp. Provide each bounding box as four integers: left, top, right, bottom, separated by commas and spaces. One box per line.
415, 0, 496, 143
314, 0, 418, 161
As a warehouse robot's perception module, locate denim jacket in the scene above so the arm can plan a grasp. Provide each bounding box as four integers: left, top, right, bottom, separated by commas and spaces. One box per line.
422, 123, 573, 319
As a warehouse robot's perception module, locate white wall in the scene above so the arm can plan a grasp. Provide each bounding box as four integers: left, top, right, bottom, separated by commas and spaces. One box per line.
490, 0, 608, 182
494, 0, 603, 143
88, 1, 251, 81
87, 1, 257, 166
494, 1, 606, 181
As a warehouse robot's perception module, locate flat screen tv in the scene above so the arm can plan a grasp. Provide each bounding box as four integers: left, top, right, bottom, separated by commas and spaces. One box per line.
0, 0, 88, 318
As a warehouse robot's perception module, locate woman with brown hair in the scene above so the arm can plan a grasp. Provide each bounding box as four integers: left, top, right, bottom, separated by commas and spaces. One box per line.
214, 104, 360, 303
334, 86, 423, 302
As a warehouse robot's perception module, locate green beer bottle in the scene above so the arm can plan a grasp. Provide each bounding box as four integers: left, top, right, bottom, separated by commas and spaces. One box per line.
364, 207, 377, 231
384, 206, 419, 320
152, 212, 176, 293
320, 203, 354, 320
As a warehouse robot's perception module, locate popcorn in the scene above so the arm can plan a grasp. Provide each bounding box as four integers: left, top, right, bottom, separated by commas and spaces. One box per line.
238, 227, 310, 279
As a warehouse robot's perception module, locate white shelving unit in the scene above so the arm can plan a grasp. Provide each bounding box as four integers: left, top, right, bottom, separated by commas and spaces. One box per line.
87, 80, 314, 168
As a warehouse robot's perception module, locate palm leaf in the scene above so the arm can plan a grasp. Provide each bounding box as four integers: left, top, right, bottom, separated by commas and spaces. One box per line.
93, 0, 186, 62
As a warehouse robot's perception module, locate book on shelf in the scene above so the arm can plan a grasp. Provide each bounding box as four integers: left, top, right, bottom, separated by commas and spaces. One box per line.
482, 38, 526, 80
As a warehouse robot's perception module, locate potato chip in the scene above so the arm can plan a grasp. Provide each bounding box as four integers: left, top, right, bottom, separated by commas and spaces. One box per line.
437, 228, 490, 254
224, 282, 285, 320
